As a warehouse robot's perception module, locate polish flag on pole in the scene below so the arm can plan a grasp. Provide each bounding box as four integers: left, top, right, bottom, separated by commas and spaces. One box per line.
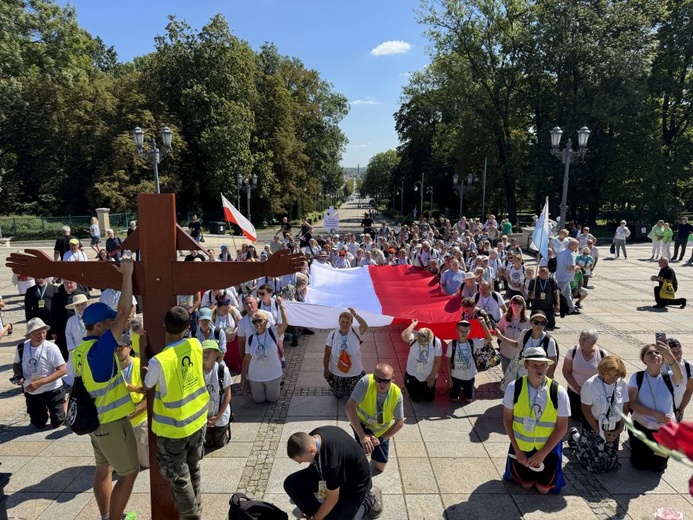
221, 193, 256, 242
282, 262, 487, 340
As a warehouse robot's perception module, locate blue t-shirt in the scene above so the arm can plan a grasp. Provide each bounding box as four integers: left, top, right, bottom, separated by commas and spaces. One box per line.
86, 330, 119, 382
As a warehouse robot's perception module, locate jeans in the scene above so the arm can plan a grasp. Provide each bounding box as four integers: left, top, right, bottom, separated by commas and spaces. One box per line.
156, 427, 206, 520
613, 238, 627, 258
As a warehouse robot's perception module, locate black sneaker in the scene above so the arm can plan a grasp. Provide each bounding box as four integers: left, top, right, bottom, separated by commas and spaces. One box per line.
368, 485, 383, 519
681, 299, 687, 309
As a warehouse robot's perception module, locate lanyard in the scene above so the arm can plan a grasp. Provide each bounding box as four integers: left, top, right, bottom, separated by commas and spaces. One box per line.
29, 343, 44, 373
37, 284, 47, 300
528, 380, 547, 419
600, 377, 617, 419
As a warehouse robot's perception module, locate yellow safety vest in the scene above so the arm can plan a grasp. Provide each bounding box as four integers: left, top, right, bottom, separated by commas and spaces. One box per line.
123, 356, 147, 426
355, 375, 402, 438
132, 333, 140, 356
74, 339, 135, 424
512, 376, 559, 452
151, 338, 209, 439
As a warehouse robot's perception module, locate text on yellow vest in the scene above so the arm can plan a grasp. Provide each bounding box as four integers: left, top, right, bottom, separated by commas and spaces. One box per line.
356, 374, 402, 438
512, 376, 558, 452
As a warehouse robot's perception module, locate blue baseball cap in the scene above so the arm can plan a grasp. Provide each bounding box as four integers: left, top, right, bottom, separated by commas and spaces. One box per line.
197, 308, 213, 321
82, 302, 118, 325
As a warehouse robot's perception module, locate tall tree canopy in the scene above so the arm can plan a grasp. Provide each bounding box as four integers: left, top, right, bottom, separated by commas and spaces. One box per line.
0, 2, 349, 221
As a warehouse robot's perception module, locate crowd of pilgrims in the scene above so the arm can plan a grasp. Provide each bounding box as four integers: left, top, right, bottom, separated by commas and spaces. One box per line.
13, 211, 690, 498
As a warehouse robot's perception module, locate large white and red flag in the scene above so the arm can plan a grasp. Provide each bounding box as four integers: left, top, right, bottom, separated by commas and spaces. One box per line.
283, 262, 487, 340
221, 193, 256, 241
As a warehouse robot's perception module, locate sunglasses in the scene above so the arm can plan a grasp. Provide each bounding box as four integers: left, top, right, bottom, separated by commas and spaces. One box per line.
374, 376, 392, 384
252, 319, 264, 325
532, 320, 547, 326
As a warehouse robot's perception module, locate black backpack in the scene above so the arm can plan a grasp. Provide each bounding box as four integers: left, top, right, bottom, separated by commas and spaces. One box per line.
635, 371, 675, 411
229, 492, 288, 520
66, 348, 100, 435
547, 257, 557, 273
522, 329, 559, 359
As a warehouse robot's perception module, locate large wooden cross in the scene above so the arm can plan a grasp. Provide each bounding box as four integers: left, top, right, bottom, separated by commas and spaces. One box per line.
6, 193, 304, 519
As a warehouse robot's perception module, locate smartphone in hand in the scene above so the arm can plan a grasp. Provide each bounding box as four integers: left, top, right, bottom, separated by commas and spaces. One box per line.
655, 332, 667, 344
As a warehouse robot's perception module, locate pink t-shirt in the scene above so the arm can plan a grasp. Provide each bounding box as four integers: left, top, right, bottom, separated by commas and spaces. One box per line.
565, 346, 606, 391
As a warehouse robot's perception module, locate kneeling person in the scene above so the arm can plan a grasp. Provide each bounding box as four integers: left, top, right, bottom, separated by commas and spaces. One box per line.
446, 319, 493, 402
284, 426, 383, 519
202, 339, 232, 449
502, 347, 570, 494
346, 364, 405, 474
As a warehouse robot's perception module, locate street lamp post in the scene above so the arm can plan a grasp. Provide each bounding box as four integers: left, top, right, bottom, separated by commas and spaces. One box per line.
452, 173, 475, 218
426, 186, 433, 212
550, 126, 591, 227
413, 172, 424, 217
133, 126, 173, 194
236, 173, 258, 222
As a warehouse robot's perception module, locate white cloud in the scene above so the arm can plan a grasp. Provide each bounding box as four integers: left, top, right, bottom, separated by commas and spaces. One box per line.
351, 98, 381, 106
353, 144, 370, 149
370, 40, 412, 56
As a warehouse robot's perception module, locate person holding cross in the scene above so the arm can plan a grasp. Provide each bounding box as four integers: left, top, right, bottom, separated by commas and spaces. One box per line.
71, 257, 139, 520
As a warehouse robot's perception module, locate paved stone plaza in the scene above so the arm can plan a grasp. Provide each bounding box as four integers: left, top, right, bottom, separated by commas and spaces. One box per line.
1, 206, 693, 518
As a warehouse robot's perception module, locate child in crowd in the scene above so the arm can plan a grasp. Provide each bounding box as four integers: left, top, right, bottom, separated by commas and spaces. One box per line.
202, 340, 233, 450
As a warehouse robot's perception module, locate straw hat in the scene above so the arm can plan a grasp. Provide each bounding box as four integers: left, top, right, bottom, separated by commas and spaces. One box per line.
65, 294, 92, 310
26, 318, 50, 336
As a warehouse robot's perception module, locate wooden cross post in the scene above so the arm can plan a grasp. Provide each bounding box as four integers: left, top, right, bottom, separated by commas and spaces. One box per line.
6, 193, 305, 519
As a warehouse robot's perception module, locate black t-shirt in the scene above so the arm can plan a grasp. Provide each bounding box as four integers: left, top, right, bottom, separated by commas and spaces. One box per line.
361, 217, 374, 232
54, 235, 78, 258
189, 220, 202, 237
281, 222, 292, 235
310, 426, 371, 495
528, 277, 558, 305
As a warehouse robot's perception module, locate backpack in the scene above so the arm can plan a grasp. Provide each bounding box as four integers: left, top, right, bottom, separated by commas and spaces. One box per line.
216, 363, 234, 426
247, 328, 278, 349
547, 257, 557, 273
500, 331, 559, 392
513, 376, 559, 409
449, 339, 473, 370
66, 350, 100, 435
474, 291, 502, 306
635, 370, 675, 411
229, 492, 288, 520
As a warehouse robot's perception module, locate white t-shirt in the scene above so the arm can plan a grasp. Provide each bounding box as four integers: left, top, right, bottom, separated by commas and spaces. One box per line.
515, 329, 558, 378
326, 327, 364, 377
502, 378, 571, 418
214, 308, 242, 339
63, 250, 89, 262
474, 292, 505, 321
446, 338, 483, 381
144, 338, 198, 397
65, 312, 86, 352
200, 288, 239, 310
506, 264, 525, 291
580, 375, 629, 432
237, 310, 275, 339
614, 226, 630, 241
662, 360, 693, 409
628, 371, 675, 428
99, 289, 137, 311
405, 333, 443, 382
259, 298, 283, 325
246, 326, 283, 382
14, 340, 65, 394
204, 362, 233, 427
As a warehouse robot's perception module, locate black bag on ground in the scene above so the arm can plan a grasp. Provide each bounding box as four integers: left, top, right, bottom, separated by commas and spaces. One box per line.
229, 492, 288, 520
66, 376, 100, 435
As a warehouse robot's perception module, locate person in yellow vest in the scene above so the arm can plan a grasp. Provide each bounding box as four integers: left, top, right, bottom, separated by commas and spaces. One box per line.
502, 346, 570, 494
116, 332, 148, 469
143, 305, 209, 520
72, 258, 138, 520
345, 363, 404, 475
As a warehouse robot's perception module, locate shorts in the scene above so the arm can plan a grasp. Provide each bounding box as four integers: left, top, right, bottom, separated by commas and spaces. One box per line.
89, 417, 139, 475
90, 235, 101, 245
353, 425, 390, 464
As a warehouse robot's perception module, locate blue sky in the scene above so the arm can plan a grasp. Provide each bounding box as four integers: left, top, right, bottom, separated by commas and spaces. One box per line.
58, 0, 431, 168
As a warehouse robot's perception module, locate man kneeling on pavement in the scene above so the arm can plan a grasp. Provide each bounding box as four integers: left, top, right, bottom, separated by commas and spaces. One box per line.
346, 363, 405, 474
284, 425, 384, 520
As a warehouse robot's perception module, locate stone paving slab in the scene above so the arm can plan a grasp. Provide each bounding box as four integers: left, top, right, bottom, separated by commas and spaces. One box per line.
3, 209, 693, 518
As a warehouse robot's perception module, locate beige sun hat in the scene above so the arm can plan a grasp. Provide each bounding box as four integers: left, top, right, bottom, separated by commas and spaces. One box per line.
25, 317, 50, 336
65, 294, 92, 310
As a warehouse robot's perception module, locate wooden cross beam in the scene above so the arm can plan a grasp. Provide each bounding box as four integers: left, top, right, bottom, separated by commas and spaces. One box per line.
6, 193, 304, 519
